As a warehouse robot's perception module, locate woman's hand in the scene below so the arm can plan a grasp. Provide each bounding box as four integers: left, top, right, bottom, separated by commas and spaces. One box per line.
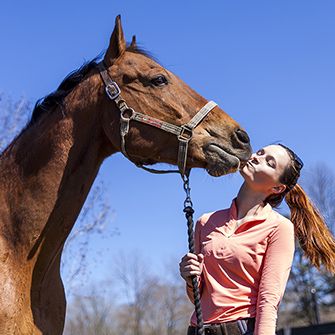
179, 253, 204, 285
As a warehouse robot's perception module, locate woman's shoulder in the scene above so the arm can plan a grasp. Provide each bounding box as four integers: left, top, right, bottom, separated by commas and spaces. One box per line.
197, 208, 230, 226
269, 209, 294, 234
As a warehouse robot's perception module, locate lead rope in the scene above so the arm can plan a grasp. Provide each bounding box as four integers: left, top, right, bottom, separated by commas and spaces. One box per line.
182, 170, 204, 335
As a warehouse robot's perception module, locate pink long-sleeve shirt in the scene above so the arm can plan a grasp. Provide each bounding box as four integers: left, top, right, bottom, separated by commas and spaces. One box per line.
187, 199, 295, 335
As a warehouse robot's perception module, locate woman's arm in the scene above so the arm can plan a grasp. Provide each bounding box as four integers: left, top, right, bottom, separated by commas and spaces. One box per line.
255, 218, 295, 335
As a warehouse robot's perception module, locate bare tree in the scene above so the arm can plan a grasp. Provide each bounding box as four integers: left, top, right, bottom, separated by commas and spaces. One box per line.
305, 163, 335, 233
111, 253, 193, 335
279, 163, 335, 327
61, 182, 119, 297
113, 252, 156, 335
64, 287, 117, 335
150, 281, 193, 335
304, 164, 335, 313
159, 258, 195, 335
0, 92, 31, 151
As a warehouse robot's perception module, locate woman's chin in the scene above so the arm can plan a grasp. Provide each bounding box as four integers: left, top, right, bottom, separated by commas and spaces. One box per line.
240, 165, 251, 176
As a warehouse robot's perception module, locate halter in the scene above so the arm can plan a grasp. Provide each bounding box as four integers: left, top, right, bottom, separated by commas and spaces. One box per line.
98, 61, 213, 335
97, 62, 217, 176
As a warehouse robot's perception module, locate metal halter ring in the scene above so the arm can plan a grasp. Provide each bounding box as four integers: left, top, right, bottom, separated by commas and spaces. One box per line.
120, 108, 135, 121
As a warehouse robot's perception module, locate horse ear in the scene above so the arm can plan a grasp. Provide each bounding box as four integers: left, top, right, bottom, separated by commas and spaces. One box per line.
130, 35, 137, 48
104, 15, 126, 65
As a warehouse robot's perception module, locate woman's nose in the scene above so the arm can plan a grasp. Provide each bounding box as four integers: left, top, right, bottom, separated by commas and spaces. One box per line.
250, 155, 260, 164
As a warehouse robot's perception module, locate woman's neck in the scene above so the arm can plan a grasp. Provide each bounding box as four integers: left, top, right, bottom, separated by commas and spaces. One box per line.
235, 182, 268, 220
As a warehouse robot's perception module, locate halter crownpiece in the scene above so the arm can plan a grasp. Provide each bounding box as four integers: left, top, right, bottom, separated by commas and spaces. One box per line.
97, 62, 217, 176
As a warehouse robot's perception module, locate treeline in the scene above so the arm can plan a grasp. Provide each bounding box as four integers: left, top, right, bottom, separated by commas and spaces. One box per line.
63, 254, 194, 335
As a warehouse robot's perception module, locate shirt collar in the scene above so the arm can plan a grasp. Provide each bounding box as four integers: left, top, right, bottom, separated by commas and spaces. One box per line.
229, 198, 272, 223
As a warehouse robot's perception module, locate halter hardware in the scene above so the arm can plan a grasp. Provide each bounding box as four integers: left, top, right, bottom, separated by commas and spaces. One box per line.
179, 125, 193, 142
97, 61, 217, 176
105, 82, 121, 100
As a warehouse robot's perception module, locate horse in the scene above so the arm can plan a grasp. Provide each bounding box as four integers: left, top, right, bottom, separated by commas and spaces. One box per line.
0, 16, 251, 335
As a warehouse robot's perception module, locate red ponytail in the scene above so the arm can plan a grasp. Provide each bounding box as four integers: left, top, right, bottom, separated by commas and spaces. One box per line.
285, 183, 335, 273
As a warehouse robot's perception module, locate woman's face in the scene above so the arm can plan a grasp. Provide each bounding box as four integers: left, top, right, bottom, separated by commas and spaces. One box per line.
240, 144, 291, 194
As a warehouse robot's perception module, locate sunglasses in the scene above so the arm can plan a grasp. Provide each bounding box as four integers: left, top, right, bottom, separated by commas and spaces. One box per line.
278, 143, 304, 170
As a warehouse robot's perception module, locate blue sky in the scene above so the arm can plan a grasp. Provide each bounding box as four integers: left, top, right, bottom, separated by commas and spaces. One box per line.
1, 1, 335, 297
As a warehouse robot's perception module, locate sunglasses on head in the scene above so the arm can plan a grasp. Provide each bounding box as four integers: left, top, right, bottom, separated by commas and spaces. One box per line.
278, 144, 304, 170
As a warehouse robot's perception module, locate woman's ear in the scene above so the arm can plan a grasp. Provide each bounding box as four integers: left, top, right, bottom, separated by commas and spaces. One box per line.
272, 184, 286, 194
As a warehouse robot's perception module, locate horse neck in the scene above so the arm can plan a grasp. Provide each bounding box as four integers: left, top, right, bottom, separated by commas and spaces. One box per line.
0, 80, 116, 262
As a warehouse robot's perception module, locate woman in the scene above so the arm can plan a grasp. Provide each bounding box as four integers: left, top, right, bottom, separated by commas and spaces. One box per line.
179, 144, 335, 335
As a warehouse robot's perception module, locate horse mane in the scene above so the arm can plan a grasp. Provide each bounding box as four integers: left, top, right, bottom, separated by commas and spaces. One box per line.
28, 58, 100, 128
0, 45, 155, 157
27, 45, 155, 128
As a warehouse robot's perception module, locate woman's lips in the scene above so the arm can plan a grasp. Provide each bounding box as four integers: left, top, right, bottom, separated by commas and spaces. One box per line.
246, 161, 255, 170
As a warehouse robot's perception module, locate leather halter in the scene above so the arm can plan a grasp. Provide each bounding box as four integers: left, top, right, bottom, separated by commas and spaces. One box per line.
97, 62, 217, 176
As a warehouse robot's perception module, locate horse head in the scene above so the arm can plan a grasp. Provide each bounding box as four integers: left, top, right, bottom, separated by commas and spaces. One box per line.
99, 16, 251, 176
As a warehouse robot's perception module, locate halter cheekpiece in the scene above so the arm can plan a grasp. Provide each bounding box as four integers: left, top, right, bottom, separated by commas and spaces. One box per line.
97, 62, 217, 176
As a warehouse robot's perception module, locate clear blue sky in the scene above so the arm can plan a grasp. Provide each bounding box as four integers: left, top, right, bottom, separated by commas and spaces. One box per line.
1, 1, 335, 295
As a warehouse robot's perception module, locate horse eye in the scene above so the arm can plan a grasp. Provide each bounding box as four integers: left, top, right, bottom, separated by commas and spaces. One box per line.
151, 75, 168, 87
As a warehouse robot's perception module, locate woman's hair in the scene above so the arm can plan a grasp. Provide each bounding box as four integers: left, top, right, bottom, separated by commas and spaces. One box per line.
265, 144, 335, 273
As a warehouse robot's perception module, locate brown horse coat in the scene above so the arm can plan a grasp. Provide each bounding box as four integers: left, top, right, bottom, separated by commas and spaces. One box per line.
0, 16, 251, 335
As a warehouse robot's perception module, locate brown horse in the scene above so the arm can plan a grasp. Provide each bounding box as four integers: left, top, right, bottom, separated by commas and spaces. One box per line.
0, 16, 251, 335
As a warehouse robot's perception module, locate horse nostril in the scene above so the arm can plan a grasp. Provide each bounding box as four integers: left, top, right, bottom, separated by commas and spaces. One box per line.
235, 129, 250, 144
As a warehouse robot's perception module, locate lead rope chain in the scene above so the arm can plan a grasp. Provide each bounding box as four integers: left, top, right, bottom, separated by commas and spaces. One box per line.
183, 171, 204, 335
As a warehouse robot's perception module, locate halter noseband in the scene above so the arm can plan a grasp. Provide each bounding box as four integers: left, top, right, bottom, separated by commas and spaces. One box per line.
97, 62, 217, 176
